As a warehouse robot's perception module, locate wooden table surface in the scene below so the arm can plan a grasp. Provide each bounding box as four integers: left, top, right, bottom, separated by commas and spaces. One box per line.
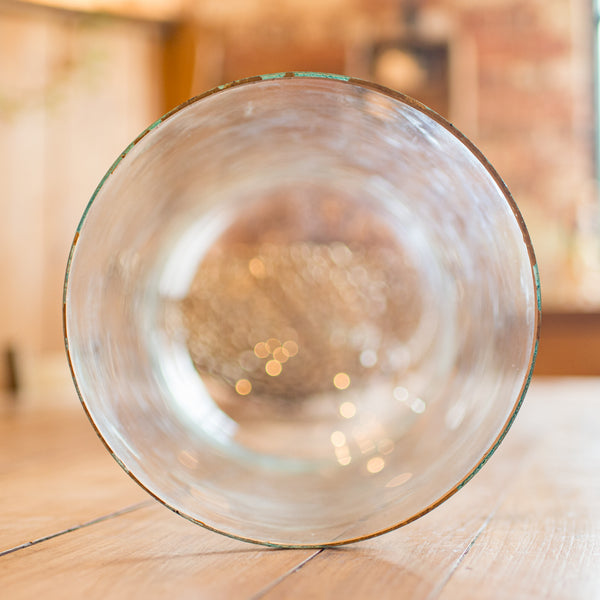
1, 377, 599, 599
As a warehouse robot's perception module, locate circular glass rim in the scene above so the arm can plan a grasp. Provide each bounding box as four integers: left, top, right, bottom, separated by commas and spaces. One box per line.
63, 71, 542, 548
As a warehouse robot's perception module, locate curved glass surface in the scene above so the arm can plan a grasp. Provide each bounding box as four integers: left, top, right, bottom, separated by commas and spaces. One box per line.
64, 73, 541, 547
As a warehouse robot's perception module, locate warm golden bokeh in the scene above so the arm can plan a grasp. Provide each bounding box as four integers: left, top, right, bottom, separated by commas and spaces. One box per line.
1, 0, 599, 390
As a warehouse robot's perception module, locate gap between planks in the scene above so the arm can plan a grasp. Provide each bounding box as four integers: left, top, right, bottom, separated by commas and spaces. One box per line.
0, 501, 152, 558
250, 548, 325, 599
424, 441, 544, 600
251, 431, 542, 600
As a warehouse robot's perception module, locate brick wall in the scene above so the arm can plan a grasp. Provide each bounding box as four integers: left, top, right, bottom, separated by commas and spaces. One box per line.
185, 0, 598, 308
439, 0, 597, 308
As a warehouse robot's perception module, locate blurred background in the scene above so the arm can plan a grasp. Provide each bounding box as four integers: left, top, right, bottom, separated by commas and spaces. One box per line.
0, 0, 599, 397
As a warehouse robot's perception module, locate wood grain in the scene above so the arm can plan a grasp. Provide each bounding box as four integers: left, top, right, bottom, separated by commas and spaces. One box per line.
257, 393, 540, 599
1, 378, 600, 599
0, 503, 315, 600
437, 378, 600, 600
259, 378, 600, 599
0, 405, 147, 551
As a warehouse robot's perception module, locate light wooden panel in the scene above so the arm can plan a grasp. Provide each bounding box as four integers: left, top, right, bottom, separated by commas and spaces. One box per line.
262, 378, 600, 599
438, 378, 600, 600
0, 2, 164, 388
258, 392, 539, 598
0, 406, 147, 551
2, 379, 600, 598
0, 504, 317, 600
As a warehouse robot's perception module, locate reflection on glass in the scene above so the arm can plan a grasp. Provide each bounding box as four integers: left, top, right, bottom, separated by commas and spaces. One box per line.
64, 74, 539, 548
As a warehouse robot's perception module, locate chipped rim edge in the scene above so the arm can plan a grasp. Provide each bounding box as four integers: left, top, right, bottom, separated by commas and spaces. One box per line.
62, 71, 542, 549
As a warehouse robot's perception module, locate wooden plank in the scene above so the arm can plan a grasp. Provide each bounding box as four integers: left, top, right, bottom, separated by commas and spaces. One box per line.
255, 379, 598, 599
437, 378, 600, 600
0, 503, 316, 600
0, 405, 147, 551
2, 379, 599, 599
256, 387, 544, 599
0, 401, 316, 599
